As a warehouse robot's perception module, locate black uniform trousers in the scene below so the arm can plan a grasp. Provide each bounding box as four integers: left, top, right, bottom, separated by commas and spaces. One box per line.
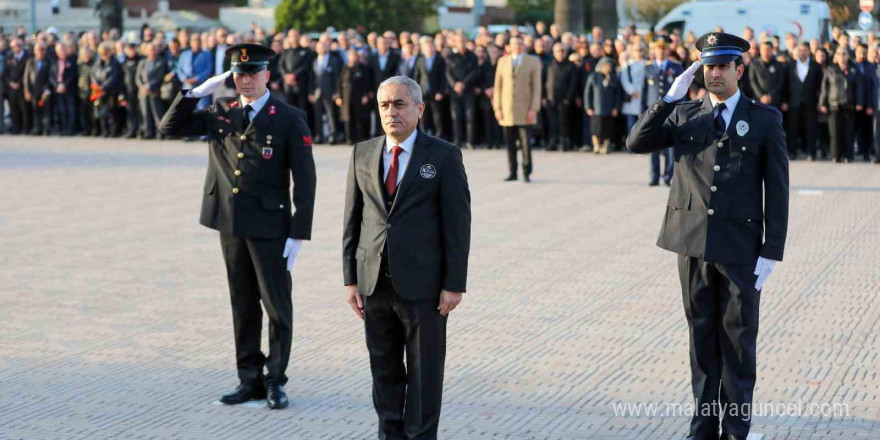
678, 255, 761, 439
449, 90, 475, 146
504, 125, 533, 177
828, 107, 855, 161
785, 107, 817, 159
219, 233, 293, 387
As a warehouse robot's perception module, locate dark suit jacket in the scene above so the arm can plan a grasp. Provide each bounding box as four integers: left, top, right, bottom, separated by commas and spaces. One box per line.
309, 53, 343, 100
397, 54, 420, 78
748, 58, 785, 107
819, 64, 865, 110
626, 92, 789, 264
337, 63, 374, 122
342, 130, 471, 300
784, 60, 822, 110
279, 46, 315, 94
545, 59, 577, 103
368, 51, 401, 85
48, 55, 77, 93
4, 51, 29, 95
159, 92, 316, 240
24, 56, 51, 99
136, 57, 168, 98
414, 54, 447, 98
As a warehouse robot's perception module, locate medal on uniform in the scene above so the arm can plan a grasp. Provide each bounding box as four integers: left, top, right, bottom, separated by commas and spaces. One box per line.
736, 120, 749, 137
266, 135, 272, 145
229, 101, 238, 108
268, 105, 276, 116
262, 147, 273, 159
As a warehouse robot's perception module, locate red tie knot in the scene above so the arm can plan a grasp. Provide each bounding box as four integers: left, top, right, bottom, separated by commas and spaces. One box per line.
392, 145, 403, 157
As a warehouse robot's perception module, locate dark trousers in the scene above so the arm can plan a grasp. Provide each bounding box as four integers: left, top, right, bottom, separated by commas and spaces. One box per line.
828, 108, 856, 161
545, 100, 571, 150
785, 107, 817, 159
478, 95, 501, 148
54, 92, 76, 134
286, 89, 314, 133
504, 125, 532, 177
449, 91, 475, 146
343, 108, 371, 144
30, 97, 51, 134
678, 255, 761, 439
313, 96, 340, 142
421, 98, 446, 140
364, 274, 447, 440
123, 94, 140, 137
219, 233, 293, 387
95, 97, 119, 137
78, 96, 95, 135
8, 89, 31, 134
140, 95, 166, 138
873, 111, 880, 159
855, 109, 873, 161
650, 148, 674, 183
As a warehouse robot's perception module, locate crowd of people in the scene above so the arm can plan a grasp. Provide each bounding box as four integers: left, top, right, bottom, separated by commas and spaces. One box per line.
2, 22, 880, 166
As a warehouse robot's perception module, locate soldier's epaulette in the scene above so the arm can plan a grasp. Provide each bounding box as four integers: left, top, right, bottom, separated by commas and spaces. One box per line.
748, 98, 781, 114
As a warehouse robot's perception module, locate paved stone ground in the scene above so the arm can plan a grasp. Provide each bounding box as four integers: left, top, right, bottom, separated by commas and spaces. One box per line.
0, 136, 878, 440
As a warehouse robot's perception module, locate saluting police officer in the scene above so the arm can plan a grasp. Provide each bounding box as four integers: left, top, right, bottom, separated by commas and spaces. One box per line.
159, 44, 316, 410
627, 33, 789, 440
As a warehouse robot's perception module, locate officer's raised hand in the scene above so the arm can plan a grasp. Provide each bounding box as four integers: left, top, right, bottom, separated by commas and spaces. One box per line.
663, 61, 701, 102
187, 71, 232, 98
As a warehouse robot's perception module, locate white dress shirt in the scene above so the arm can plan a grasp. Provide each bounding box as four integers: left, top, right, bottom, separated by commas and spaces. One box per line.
241, 90, 271, 122
214, 44, 227, 76
709, 89, 741, 131
796, 59, 809, 82
383, 130, 417, 188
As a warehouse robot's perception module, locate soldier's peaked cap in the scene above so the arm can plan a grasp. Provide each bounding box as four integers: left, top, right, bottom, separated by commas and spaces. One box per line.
695, 32, 750, 65
225, 43, 273, 73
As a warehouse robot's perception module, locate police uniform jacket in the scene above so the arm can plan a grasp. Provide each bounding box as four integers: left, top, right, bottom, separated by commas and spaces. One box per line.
626, 93, 789, 264
158, 91, 316, 240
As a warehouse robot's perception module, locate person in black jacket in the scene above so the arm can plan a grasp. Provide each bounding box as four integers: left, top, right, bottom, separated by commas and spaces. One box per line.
584, 57, 621, 154
5, 37, 31, 134
309, 40, 343, 144
819, 46, 865, 162
91, 42, 123, 137
49, 42, 78, 135
782, 42, 822, 160
748, 41, 785, 109
368, 36, 401, 136
121, 42, 141, 138
414, 36, 447, 140
24, 42, 52, 135
445, 34, 479, 148
76, 46, 97, 136
335, 48, 374, 144
279, 34, 315, 126
481, 44, 502, 149
544, 42, 577, 151
853, 43, 876, 162
136, 42, 169, 139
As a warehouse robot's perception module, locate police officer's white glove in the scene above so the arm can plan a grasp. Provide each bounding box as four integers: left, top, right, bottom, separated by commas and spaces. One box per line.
663, 61, 701, 103
186, 71, 232, 98
753, 256, 776, 291
282, 238, 302, 271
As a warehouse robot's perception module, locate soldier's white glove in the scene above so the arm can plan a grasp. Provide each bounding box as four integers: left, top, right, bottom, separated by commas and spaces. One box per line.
754, 257, 776, 291
187, 71, 232, 98
663, 61, 701, 103
282, 238, 302, 271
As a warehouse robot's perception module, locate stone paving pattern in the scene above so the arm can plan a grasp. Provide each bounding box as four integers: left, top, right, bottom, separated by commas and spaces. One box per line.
0, 137, 878, 440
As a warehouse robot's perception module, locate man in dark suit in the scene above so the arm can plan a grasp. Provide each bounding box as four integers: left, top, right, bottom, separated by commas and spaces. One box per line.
279, 35, 315, 125
136, 42, 169, 139
544, 42, 577, 151
369, 37, 401, 136
309, 40, 343, 144
159, 44, 316, 410
627, 33, 789, 440
343, 76, 470, 440
854, 43, 876, 162
397, 42, 420, 79
782, 42, 822, 160
413, 37, 447, 140
445, 34, 480, 149
335, 48, 374, 144
49, 42, 77, 135
4, 37, 30, 134
23, 42, 52, 135
748, 41, 785, 109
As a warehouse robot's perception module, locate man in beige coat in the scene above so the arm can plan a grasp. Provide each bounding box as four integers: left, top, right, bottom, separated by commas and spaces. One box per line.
493, 35, 542, 182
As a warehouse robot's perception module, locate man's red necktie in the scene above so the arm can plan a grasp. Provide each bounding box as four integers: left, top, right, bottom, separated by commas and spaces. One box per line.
385, 146, 403, 196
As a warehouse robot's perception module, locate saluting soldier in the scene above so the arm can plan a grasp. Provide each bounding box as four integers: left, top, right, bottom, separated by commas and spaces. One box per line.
159, 44, 316, 410
627, 33, 789, 440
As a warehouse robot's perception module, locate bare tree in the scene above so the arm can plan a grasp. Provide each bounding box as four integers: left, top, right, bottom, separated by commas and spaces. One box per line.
625, 0, 686, 30
554, 0, 586, 34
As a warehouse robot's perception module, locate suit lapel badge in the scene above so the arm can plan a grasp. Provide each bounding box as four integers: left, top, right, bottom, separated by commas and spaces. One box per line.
268, 105, 276, 116
302, 135, 313, 147
229, 100, 239, 108
736, 120, 749, 137
419, 164, 437, 179
262, 146, 273, 159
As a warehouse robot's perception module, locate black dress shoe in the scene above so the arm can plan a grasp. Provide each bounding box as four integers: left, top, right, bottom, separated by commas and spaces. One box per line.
523, 175, 531, 183
504, 175, 517, 182
648, 181, 659, 186
720, 434, 747, 440
266, 384, 289, 409
664, 180, 672, 187
220, 383, 266, 405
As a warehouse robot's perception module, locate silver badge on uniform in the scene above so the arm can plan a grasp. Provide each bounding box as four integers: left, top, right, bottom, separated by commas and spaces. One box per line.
736, 120, 749, 137
420, 164, 437, 179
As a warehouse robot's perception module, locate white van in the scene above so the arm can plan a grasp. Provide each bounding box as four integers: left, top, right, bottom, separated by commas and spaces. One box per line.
655, 0, 832, 42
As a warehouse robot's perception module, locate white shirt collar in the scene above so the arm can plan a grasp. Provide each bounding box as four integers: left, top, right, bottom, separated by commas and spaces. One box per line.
385, 129, 417, 154
240, 90, 271, 115
710, 88, 741, 113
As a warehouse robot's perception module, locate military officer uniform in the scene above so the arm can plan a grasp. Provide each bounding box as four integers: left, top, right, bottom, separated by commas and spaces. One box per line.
627, 33, 789, 440
159, 44, 316, 409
